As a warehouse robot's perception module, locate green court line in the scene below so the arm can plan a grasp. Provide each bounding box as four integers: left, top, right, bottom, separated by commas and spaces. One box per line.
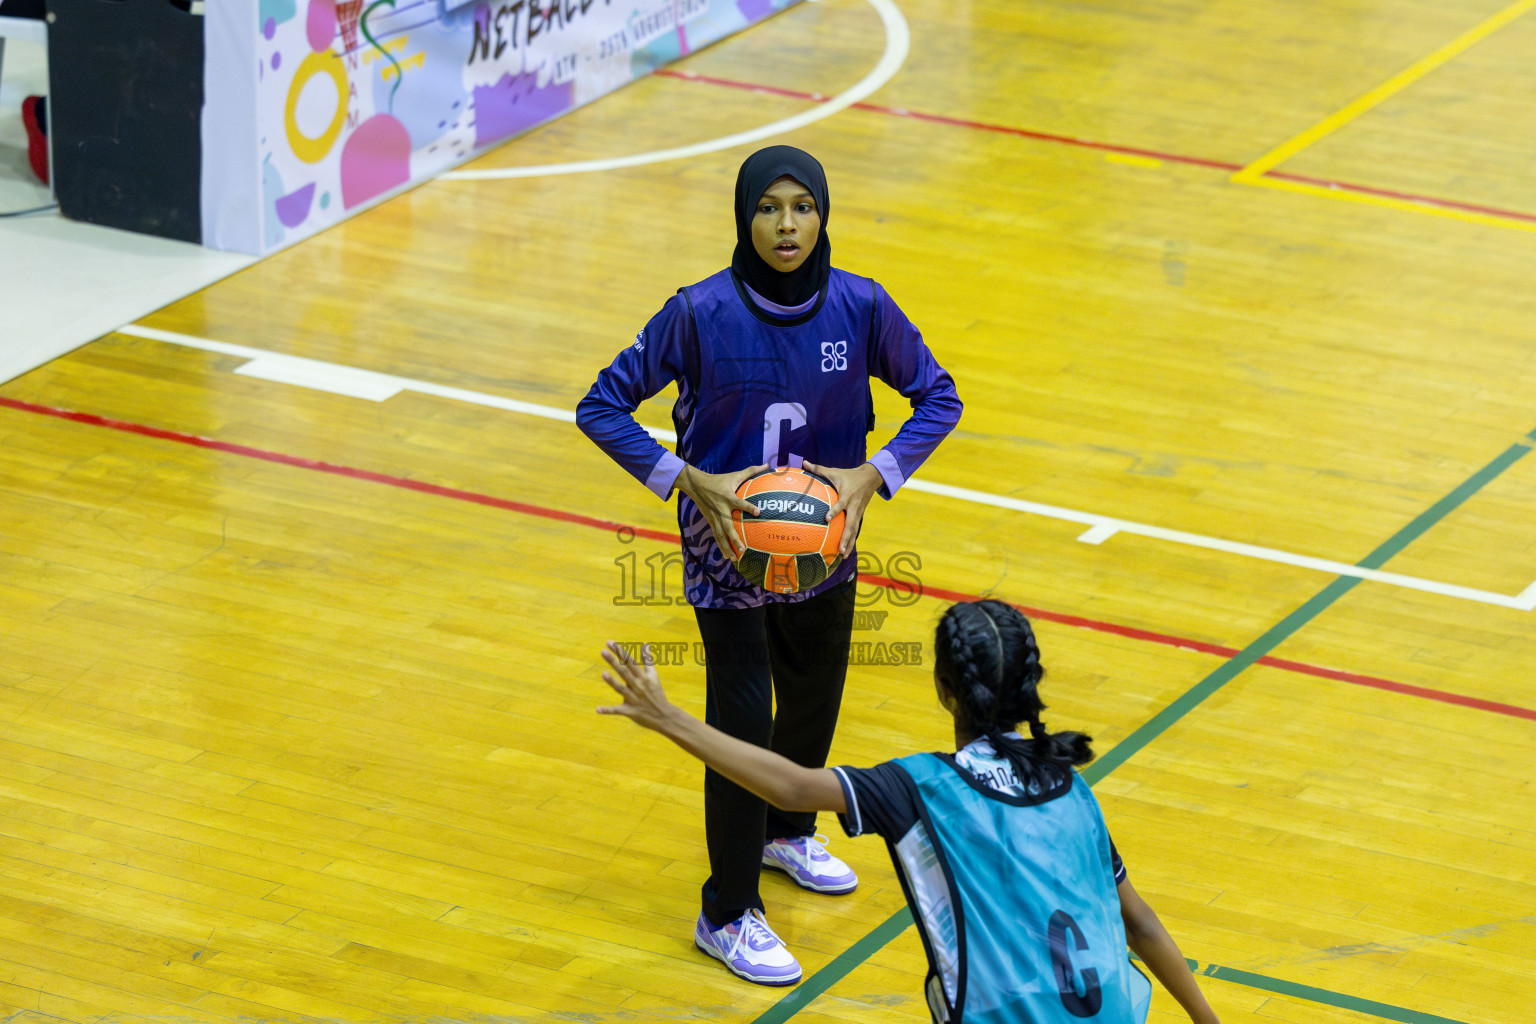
751, 433, 1534, 1024
1198, 962, 1470, 1024
1087, 433, 1532, 783
751, 906, 914, 1024
1080, 574, 1360, 785
1126, 955, 1475, 1024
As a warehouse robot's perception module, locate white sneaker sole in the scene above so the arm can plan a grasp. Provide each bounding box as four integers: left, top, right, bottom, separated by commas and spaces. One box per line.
694, 933, 803, 986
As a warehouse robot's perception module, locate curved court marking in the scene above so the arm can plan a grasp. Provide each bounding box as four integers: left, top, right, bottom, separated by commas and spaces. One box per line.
439, 0, 910, 180
113, 323, 1536, 611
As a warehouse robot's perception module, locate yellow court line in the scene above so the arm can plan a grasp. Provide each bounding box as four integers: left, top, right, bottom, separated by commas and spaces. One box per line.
1245, 176, 1536, 234
1232, 0, 1536, 183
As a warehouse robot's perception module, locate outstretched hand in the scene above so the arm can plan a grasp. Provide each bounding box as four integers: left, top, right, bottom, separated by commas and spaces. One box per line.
597, 639, 847, 815
676, 463, 766, 561
803, 461, 883, 558
598, 641, 680, 734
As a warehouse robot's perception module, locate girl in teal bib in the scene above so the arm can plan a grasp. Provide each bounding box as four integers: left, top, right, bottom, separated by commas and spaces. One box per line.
599, 600, 1221, 1023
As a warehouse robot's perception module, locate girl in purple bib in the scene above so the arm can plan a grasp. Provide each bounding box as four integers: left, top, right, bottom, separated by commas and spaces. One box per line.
578, 146, 961, 984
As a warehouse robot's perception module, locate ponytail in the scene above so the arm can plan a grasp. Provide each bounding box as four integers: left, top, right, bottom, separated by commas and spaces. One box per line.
933, 601, 1093, 791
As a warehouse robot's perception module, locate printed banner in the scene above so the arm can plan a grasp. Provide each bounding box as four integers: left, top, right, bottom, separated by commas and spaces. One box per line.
203, 0, 801, 254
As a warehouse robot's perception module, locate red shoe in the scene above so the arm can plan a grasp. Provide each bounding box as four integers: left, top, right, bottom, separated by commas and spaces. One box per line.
21, 95, 48, 186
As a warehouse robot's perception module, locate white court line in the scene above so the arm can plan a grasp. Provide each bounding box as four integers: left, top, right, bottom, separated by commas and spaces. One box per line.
121, 323, 675, 443
902, 478, 1536, 612
117, 323, 1536, 611
438, 0, 911, 180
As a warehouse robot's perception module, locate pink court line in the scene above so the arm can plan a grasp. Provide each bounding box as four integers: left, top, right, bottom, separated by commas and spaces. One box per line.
4, 392, 1533, 724
655, 69, 1536, 226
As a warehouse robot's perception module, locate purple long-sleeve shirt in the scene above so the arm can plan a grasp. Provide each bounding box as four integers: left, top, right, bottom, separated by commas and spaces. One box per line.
578, 267, 961, 608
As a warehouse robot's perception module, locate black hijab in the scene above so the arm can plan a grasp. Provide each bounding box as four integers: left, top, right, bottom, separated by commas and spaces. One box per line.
730, 146, 832, 308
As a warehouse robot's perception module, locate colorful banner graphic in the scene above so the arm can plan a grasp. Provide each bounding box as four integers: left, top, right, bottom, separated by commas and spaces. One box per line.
202, 0, 801, 254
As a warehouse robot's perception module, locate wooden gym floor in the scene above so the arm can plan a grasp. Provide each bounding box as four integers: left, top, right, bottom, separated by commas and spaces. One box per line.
1, 0, 1534, 1021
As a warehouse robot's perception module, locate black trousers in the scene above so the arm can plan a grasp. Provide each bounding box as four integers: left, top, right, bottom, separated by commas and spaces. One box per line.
694, 579, 856, 926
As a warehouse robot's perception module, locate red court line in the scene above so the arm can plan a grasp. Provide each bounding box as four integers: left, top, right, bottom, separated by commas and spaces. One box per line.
5, 392, 1533, 723
1259, 656, 1536, 721
864, 576, 1536, 722
655, 69, 1536, 226
1264, 170, 1536, 224
655, 69, 1240, 171
862, 575, 1243, 659
0, 396, 677, 544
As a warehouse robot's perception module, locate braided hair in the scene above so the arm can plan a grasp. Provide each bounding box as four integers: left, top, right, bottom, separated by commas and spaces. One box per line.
933, 600, 1092, 792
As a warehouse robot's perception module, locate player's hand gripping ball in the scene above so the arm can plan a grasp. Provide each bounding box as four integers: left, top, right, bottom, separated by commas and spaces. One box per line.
731, 467, 845, 594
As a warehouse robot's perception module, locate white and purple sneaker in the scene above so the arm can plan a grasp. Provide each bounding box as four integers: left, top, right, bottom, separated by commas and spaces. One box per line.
694, 908, 802, 986
762, 834, 859, 894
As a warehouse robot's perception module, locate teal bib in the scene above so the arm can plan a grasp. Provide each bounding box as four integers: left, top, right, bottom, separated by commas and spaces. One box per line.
894, 753, 1153, 1023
